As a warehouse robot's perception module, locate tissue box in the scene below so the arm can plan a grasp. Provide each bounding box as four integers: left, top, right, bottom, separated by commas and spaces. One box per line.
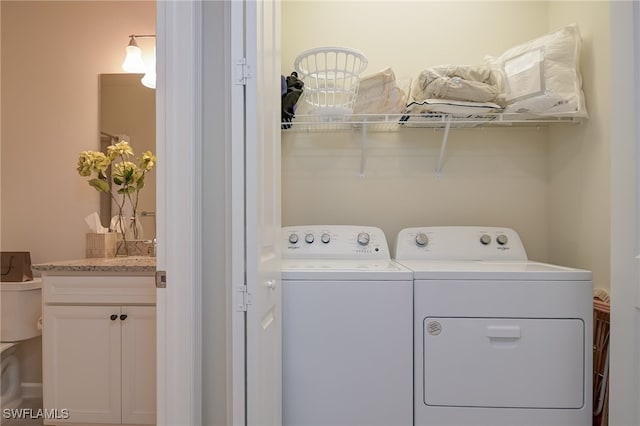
86, 233, 117, 258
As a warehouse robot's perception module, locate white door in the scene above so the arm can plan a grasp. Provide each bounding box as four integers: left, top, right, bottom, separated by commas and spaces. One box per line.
230, 1, 282, 425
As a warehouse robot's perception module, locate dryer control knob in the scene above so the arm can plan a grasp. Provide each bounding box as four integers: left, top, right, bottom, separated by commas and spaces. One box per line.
321, 233, 331, 244
496, 234, 508, 245
415, 232, 429, 247
288, 233, 299, 244
357, 232, 370, 246
305, 233, 314, 244
480, 234, 491, 245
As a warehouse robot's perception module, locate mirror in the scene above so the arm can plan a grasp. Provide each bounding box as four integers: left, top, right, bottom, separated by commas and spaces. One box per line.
99, 73, 156, 240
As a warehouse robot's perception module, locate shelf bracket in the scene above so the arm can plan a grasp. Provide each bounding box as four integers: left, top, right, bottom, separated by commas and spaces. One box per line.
435, 118, 452, 180
359, 122, 368, 178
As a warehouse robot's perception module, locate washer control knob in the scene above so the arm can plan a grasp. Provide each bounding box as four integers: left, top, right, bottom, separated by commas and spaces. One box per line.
415, 232, 429, 247
357, 232, 371, 246
496, 234, 508, 245
480, 234, 491, 245
304, 233, 314, 244
288, 233, 299, 244
321, 233, 331, 244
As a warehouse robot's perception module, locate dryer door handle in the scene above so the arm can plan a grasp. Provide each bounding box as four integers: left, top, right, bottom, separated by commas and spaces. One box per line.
486, 325, 521, 339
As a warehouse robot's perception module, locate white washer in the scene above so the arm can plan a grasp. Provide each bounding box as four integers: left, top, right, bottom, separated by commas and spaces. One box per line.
282, 225, 413, 426
395, 226, 593, 426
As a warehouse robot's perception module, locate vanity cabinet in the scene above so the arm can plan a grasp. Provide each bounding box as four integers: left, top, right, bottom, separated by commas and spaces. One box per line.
40, 273, 156, 426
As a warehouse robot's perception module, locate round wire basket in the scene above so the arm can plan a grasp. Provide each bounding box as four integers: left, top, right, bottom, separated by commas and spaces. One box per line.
294, 47, 368, 116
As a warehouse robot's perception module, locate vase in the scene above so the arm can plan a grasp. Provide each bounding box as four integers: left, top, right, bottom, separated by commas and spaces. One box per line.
110, 214, 144, 256
127, 215, 144, 241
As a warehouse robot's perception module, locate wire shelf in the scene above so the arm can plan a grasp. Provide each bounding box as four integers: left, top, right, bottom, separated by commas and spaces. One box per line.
282, 113, 583, 132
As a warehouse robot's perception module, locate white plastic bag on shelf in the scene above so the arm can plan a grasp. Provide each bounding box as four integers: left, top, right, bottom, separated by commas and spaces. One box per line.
485, 23, 588, 118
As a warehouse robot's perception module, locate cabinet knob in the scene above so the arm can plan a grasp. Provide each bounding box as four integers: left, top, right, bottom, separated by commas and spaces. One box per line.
110, 314, 118, 321
120, 314, 128, 321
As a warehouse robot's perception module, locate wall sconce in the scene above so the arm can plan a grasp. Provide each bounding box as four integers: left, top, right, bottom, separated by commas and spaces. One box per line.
122, 34, 156, 89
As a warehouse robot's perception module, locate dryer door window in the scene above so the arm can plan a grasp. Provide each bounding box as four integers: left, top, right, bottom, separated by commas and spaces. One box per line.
423, 317, 584, 409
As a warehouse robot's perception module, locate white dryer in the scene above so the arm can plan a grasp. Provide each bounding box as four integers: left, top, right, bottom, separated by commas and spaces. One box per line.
395, 226, 593, 426
282, 225, 413, 426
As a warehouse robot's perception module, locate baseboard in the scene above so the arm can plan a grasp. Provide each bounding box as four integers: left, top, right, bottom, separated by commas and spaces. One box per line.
21, 382, 43, 399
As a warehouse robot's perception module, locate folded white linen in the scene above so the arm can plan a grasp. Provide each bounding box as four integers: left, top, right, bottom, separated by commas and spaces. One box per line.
353, 67, 411, 115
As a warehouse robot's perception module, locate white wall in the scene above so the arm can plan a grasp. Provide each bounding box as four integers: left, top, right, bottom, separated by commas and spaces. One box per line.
0, 0, 155, 387
202, 1, 229, 425
282, 1, 610, 287
609, 2, 639, 425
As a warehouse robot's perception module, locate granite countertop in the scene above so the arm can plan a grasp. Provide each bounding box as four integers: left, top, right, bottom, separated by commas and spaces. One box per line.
32, 256, 156, 273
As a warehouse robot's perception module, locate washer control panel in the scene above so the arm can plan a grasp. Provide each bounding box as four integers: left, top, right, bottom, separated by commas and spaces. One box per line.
283, 225, 390, 259
395, 226, 527, 261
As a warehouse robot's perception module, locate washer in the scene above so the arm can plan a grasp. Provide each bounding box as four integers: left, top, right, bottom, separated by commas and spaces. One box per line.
282, 225, 413, 426
395, 226, 593, 426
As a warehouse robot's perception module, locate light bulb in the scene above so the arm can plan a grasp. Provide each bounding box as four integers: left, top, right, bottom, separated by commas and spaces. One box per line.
122, 38, 145, 73
141, 53, 156, 89
141, 70, 156, 89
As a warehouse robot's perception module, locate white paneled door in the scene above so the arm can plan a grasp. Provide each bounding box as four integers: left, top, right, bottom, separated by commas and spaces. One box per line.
231, 1, 283, 425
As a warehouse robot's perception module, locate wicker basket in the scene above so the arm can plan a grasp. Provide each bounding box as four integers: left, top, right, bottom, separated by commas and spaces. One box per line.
593, 297, 610, 426
294, 47, 368, 116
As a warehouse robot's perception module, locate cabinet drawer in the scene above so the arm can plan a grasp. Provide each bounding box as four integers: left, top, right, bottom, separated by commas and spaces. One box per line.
43, 275, 155, 305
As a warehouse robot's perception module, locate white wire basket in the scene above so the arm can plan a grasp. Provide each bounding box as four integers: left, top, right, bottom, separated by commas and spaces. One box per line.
294, 47, 368, 116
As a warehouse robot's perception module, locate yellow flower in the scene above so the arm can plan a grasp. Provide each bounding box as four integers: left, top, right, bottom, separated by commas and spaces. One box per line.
112, 161, 142, 187
77, 151, 109, 177
140, 151, 157, 172
107, 140, 134, 161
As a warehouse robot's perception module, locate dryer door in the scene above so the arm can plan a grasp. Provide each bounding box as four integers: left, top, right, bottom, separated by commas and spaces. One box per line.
423, 317, 584, 409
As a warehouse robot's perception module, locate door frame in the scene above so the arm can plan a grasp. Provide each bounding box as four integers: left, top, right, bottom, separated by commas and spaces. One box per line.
156, 1, 203, 425
610, 1, 640, 425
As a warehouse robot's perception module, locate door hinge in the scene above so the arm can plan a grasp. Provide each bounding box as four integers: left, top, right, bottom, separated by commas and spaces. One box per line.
236, 285, 252, 312
235, 58, 251, 86
155, 270, 167, 289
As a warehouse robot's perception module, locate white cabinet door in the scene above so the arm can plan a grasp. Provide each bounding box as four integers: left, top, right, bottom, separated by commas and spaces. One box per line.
43, 305, 121, 424
240, 1, 282, 424
121, 306, 157, 425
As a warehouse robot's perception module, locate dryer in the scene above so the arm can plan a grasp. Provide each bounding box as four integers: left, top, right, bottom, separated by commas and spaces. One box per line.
282, 225, 413, 426
395, 226, 592, 426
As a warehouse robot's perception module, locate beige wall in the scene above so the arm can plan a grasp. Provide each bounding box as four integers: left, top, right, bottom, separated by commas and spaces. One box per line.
282, 1, 611, 289
0, 0, 155, 386
547, 2, 611, 289
1, 1, 156, 265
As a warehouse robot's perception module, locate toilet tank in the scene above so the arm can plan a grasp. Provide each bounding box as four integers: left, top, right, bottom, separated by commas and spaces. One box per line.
1, 279, 42, 342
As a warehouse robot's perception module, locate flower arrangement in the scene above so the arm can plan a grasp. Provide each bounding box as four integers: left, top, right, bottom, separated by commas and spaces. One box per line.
77, 140, 156, 254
